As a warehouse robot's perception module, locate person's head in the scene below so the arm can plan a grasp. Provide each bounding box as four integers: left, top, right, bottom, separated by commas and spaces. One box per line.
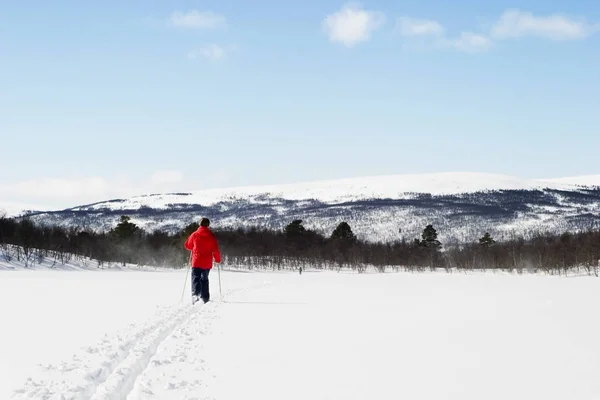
200, 217, 210, 227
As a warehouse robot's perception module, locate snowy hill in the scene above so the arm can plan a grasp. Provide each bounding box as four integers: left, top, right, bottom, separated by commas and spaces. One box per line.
8, 172, 600, 244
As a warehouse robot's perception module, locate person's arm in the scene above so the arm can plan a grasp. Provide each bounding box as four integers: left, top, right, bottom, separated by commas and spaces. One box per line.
184, 232, 195, 251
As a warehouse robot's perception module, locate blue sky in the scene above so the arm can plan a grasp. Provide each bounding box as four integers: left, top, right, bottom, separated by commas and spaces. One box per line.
1, 1, 599, 209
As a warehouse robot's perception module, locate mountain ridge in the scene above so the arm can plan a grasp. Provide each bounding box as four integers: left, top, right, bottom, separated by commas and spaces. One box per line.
4, 172, 600, 245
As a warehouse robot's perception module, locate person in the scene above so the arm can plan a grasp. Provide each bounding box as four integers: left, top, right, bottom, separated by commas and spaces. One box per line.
184, 218, 221, 304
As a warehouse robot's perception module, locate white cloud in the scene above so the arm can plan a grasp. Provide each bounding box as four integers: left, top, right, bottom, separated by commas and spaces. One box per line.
10, 177, 111, 201
169, 10, 226, 29
323, 3, 385, 47
446, 32, 493, 53
397, 17, 445, 37
188, 44, 228, 61
395, 8, 597, 54
0, 170, 191, 210
395, 16, 490, 53
0, 177, 113, 210
491, 9, 599, 40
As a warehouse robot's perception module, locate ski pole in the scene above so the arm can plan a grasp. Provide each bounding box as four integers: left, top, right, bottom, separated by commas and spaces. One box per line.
180, 253, 191, 302
217, 262, 223, 301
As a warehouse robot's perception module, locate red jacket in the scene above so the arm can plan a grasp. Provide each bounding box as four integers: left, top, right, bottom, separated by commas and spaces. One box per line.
184, 226, 221, 269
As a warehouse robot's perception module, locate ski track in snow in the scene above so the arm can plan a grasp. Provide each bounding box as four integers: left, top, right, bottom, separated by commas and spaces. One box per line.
126, 280, 273, 400
126, 301, 219, 400
88, 307, 197, 400
11, 279, 273, 400
10, 304, 193, 400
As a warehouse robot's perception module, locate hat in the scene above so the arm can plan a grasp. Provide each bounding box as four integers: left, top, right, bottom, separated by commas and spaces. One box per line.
200, 218, 210, 227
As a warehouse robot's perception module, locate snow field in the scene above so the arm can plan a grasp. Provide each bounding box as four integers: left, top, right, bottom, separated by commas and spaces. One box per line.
180, 273, 600, 400
0, 270, 184, 398
3, 269, 600, 399
0, 269, 262, 399
13, 302, 192, 400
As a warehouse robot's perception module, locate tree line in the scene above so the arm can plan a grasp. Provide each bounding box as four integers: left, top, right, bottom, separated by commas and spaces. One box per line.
0, 212, 598, 275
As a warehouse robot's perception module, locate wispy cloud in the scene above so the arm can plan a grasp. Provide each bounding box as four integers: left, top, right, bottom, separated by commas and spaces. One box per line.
0, 176, 113, 207
396, 17, 491, 53
0, 170, 190, 210
445, 32, 493, 53
395, 8, 597, 54
491, 9, 598, 41
188, 44, 236, 61
323, 3, 385, 47
397, 17, 444, 37
169, 10, 226, 29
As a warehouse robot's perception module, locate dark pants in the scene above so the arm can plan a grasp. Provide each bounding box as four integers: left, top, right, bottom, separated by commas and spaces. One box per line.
191, 268, 210, 301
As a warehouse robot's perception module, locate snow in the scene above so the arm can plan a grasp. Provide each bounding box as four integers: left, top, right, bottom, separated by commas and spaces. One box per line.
67, 172, 594, 212
0, 202, 50, 217
3, 267, 600, 399
0, 244, 164, 271
0, 270, 185, 398
546, 174, 600, 187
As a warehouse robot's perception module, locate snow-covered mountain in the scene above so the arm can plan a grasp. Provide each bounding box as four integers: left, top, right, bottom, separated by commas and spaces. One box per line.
9, 172, 600, 244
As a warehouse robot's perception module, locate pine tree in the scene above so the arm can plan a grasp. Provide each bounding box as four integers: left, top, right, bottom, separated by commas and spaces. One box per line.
110, 216, 140, 240
331, 221, 356, 242
285, 220, 316, 254
285, 220, 306, 237
420, 224, 441, 249
479, 232, 496, 248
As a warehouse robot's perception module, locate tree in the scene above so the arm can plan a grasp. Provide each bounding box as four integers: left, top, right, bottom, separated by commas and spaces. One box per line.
110, 216, 140, 240
479, 232, 496, 248
329, 222, 358, 271
420, 224, 441, 249
0, 211, 11, 262
418, 224, 443, 270
0, 210, 8, 244
284, 220, 324, 255
15, 218, 38, 266
285, 220, 306, 237
331, 222, 356, 242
